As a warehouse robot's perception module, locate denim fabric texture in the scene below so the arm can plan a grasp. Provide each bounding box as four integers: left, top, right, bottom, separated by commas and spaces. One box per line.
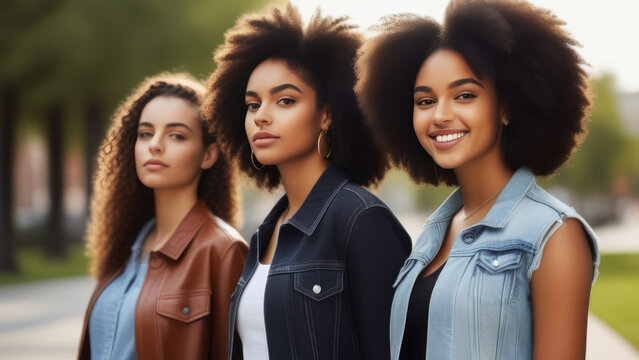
89, 220, 154, 360
229, 165, 412, 360
390, 167, 600, 360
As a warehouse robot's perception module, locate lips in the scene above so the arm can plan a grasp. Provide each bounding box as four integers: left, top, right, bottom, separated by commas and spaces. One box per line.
429, 129, 468, 149
144, 159, 168, 170
252, 131, 280, 147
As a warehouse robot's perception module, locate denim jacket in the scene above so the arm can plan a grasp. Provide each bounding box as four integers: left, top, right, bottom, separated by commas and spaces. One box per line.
229, 165, 412, 360
390, 168, 600, 360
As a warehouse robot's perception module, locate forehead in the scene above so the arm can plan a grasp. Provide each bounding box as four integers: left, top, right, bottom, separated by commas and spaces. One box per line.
246, 58, 314, 93
139, 96, 199, 126
415, 49, 477, 84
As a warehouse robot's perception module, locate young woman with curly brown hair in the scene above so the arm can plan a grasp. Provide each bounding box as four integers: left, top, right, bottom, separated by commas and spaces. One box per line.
77, 73, 248, 360
203, 4, 411, 359
356, 1, 600, 359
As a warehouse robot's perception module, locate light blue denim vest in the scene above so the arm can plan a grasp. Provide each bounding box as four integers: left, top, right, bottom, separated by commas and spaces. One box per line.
390, 168, 600, 360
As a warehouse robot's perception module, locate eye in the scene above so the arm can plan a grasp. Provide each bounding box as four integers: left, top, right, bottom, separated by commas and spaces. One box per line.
138, 131, 153, 139
246, 102, 260, 111
455, 92, 476, 101
170, 133, 186, 141
277, 97, 296, 106
415, 98, 435, 106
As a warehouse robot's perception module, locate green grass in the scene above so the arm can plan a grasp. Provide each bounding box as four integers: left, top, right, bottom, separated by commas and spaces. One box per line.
0, 244, 89, 286
590, 253, 639, 349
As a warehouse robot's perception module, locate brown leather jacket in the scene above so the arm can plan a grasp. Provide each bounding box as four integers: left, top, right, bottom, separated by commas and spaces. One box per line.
78, 201, 248, 360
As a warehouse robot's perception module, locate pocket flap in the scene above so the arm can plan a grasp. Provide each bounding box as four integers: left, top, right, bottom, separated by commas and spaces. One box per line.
294, 270, 344, 301
477, 250, 523, 274
157, 290, 211, 323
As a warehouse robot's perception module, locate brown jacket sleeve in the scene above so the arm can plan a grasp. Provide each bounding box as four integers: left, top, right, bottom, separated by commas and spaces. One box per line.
210, 239, 248, 359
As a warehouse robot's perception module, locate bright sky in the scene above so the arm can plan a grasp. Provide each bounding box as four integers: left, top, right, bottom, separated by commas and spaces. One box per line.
292, 0, 639, 93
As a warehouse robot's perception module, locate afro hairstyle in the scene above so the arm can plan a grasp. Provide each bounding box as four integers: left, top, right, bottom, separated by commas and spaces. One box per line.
355, 0, 592, 186
203, 3, 388, 189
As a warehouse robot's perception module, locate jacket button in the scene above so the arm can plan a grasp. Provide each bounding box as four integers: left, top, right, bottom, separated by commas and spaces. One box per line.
182, 307, 190, 315
492, 259, 499, 267
462, 233, 475, 244
313, 285, 321, 294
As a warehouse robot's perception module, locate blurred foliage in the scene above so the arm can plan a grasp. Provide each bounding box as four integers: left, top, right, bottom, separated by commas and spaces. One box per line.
549, 74, 638, 197
590, 252, 639, 349
1, 0, 272, 141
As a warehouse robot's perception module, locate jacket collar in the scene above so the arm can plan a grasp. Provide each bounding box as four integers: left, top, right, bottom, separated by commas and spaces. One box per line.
259, 165, 349, 236
427, 167, 536, 229
157, 200, 210, 260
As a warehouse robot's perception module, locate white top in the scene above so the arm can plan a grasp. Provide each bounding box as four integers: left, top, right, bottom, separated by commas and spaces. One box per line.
237, 262, 270, 360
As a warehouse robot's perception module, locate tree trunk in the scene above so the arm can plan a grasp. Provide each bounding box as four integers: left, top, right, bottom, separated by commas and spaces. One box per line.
0, 87, 17, 272
45, 103, 65, 258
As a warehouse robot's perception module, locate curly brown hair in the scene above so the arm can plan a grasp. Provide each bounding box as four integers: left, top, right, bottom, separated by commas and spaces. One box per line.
355, 0, 592, 186
203, 3, 388, 190
86, 72, 240, 280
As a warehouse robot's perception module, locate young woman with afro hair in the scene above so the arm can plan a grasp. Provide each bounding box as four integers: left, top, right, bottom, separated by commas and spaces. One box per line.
78, 73, 248, 360
356, 0, 600, 359
203, 4, 411, 360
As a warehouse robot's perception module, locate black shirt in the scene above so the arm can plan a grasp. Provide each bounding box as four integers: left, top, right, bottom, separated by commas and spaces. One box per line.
399, 263, 445, 359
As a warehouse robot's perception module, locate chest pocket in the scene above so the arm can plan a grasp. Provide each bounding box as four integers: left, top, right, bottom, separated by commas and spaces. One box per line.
477, 250, 523, 274
157, 289, 211, 323
474, 249, 527, 304
294, 269, 344, 301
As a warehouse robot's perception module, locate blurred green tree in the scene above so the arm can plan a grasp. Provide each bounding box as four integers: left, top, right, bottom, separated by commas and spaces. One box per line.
547, 74, 636, 223
1, 0, 270, 266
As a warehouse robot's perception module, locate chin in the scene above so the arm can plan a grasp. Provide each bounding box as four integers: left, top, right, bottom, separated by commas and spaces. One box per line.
431, 156, 465, 170
253, 152, 284, 166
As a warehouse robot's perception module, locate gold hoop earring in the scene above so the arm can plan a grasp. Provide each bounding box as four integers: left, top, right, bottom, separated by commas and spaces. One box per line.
317, 129, 332, 160
251, 150, 264, 170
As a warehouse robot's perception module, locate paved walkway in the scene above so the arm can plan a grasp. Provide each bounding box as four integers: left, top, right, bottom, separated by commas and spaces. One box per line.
1, 275, 638, 359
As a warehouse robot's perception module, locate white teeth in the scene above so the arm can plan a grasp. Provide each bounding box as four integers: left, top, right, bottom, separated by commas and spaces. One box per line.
435, 132, 466, 143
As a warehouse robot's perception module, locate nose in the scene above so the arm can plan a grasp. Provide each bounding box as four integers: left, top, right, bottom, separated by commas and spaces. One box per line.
252, 103, 272, 127
148, 134, 164, 154
432, 99, 453, 127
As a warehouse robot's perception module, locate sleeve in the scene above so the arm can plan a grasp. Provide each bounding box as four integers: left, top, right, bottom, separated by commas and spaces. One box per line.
210, 240, 249, 360
345, 205, 412, 360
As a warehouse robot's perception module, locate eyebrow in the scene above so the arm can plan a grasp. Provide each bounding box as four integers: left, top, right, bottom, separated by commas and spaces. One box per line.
138, 122, 193, 132
449, 78, 484, 89
413, 78, 484, 94
245, 83, 303, 97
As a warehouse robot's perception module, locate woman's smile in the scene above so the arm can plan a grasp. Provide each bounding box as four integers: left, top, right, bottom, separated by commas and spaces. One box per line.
429, 129, 468, 150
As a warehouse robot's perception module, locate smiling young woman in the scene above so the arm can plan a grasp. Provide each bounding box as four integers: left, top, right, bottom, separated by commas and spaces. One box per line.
356, 1, 600, 359
78, 73, 248, 360
204, 4, 412, 360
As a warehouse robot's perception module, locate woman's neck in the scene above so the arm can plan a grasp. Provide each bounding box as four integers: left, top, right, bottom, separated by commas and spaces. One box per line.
147, 184, 199, 252
454, 154, 513, 213
278, 155, 330, 219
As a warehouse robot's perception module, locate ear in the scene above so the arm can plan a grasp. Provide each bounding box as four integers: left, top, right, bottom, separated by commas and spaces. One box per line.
320, 105, 332, 130
201, 143, 219, 170
500, 107, 509, 126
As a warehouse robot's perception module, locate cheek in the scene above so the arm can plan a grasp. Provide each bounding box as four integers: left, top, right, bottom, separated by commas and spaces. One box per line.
134, 140, 144, 165
412, 110, 430, 144
284, 108, 319, 145
245, 113, 254, 138
177, 144, 205, 167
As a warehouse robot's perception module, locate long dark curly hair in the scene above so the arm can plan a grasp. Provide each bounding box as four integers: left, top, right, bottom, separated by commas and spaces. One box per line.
86, 72, 239, 280
203, 3, 388, 190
